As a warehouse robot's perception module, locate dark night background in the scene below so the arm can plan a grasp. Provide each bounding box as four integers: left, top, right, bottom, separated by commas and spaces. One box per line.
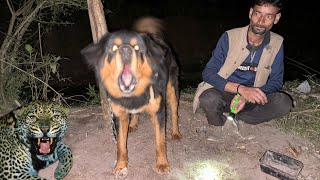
1, 0, 319, 96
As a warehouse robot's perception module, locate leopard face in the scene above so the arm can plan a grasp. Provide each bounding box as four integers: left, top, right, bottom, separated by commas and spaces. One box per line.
14, 101, 69, 159
0, 101, 72, 179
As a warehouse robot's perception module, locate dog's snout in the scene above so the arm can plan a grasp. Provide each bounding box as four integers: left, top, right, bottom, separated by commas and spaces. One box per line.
119, 45, 132, 62
119, 46, 132, 55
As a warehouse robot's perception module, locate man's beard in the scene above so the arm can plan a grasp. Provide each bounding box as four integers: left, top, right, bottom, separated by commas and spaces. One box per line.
251, 25, 267, 35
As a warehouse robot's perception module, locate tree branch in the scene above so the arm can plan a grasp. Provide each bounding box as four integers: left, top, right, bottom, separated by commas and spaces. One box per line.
4, 1, 45, 53
6, 0, 15, 15
16, 0, 35, 16
0, 59, 69, 107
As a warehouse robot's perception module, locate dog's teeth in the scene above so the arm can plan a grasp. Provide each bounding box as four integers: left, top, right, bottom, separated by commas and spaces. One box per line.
129, 84, 135, 91
50, 138, 53, 145
124, 79, 132, 86
38, 138, 41, 145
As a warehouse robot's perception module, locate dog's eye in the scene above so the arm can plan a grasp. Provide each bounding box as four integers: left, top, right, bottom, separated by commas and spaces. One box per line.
134, 45, 140, 51
112, 45, 118, 52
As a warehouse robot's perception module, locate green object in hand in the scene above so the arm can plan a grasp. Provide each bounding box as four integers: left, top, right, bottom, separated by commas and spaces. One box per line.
231, 94, 241, 114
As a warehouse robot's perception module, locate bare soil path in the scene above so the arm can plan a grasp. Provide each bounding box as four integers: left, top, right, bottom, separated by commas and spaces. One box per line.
40, 94, 320, 180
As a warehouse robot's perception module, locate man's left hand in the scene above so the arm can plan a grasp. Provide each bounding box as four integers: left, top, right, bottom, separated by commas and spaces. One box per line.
230, 95, 247, 114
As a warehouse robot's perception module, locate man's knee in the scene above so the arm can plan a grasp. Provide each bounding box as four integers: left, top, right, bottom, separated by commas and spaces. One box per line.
273, 92, 293, 113
199, 88, 227, 126
199, 88, 224, 107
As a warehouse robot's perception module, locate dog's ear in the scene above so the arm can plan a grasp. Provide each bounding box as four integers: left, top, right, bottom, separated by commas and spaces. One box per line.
81, 33, 112, 68
80, 41, 105, 68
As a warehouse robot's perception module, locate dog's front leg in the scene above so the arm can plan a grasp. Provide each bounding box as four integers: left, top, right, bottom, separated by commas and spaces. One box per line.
147, 87, 170, 173
166, 80, 182, 140
150, 108, 170, 173
111, 103, 129, 176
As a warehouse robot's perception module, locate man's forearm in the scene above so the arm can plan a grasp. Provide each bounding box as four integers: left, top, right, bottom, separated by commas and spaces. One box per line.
224, 81, 241, 94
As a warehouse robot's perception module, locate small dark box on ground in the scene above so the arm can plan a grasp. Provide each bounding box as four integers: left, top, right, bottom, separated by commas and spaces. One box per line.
259, 150, 304, 180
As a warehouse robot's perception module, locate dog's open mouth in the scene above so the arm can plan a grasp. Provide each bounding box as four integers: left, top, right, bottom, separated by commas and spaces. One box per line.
119, 64, 136, 93
32, 137, 55, 155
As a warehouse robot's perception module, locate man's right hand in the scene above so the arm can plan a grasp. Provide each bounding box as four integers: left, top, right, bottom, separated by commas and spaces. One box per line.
238, 85, 268, 105
230, 94, 247, 113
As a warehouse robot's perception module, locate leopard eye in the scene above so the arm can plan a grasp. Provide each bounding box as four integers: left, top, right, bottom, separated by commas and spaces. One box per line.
53, 114, 60, 118
112, 45, 118, 52
134, 45, 140, 51
28, 114, 37, 122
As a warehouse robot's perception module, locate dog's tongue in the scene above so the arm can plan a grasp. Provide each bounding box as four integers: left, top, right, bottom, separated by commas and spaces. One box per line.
39, 141, 50, 154
122, 65, 133, 86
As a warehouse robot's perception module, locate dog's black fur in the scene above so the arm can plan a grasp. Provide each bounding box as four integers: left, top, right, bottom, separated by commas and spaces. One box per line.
81, 16, 182, 176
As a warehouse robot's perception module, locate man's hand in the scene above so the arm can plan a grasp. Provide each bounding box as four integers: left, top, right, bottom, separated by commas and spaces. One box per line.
230, 95, 247, 113
238, 85, 268, 105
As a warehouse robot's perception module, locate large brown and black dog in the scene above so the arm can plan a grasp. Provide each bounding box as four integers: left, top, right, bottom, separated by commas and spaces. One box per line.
81, 17, 182, 176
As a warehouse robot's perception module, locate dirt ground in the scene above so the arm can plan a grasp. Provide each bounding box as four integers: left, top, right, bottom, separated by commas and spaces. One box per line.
39, 93, 320, 180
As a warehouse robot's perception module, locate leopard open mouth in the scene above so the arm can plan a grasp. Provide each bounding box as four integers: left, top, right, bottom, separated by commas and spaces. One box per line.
32, 137, 56, 155
118, 64, 137, 93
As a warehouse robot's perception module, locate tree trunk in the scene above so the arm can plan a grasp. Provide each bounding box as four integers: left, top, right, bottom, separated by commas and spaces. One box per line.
86, 0, 115, 140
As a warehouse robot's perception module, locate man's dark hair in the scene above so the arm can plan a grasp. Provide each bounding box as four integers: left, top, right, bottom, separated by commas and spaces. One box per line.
252, 0, 283, 11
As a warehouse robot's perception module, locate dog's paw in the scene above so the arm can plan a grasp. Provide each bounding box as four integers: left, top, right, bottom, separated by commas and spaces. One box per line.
128, 125, 138, 133
113, 167, 128, 179
155, 162, 170, 173
170, 129, 182, 140
112, 160, 128, 178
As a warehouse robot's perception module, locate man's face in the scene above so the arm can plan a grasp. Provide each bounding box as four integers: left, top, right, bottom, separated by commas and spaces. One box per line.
249, 4, 281, 36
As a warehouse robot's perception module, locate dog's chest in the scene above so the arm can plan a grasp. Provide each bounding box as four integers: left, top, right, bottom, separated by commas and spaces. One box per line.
111, 85, 161, 113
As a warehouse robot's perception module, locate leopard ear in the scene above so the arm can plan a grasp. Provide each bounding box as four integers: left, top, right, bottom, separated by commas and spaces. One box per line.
61, 106, 70, 116
13, 106, 26, 119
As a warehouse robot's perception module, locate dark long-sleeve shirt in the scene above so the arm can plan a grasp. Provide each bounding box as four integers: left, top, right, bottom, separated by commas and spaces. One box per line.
202, 32, 284, 94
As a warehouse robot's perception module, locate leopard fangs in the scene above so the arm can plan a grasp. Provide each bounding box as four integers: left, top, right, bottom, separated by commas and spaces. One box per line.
37, 138, 53, 145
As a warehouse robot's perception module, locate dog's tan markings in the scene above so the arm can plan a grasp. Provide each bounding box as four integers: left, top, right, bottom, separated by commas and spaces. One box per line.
100, 56, 123, 98
111, 103, 129, 174
82, 17, 181, 177
145, 86, 161, 112
131, 38, 140, 51
132, 54, 152, 96
128, 87, 161, 115
115, 50, 123, 72
114, 38, 122, 46
130, 38, 138, 46
166, 80, 182, 140
99, 56, 114, 92
144, 87, 169, 172
99, 56, 111, 80
131, 48, 138, 77
149, 85, 155, 102
149, 112, 170, 173
128, 114, 139, 133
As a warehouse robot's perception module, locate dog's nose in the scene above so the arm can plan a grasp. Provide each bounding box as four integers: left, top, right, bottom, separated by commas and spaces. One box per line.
119, 45, 132, 55
119, 45, 132, 62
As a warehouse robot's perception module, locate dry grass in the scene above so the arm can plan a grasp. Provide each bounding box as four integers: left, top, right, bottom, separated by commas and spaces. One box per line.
276, 76, 320, 149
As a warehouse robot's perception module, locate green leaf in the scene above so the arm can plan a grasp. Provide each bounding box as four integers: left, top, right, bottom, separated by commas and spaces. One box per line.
55, 56, 61, 62
50, 62, 57, 74
25, 44, 33, 54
